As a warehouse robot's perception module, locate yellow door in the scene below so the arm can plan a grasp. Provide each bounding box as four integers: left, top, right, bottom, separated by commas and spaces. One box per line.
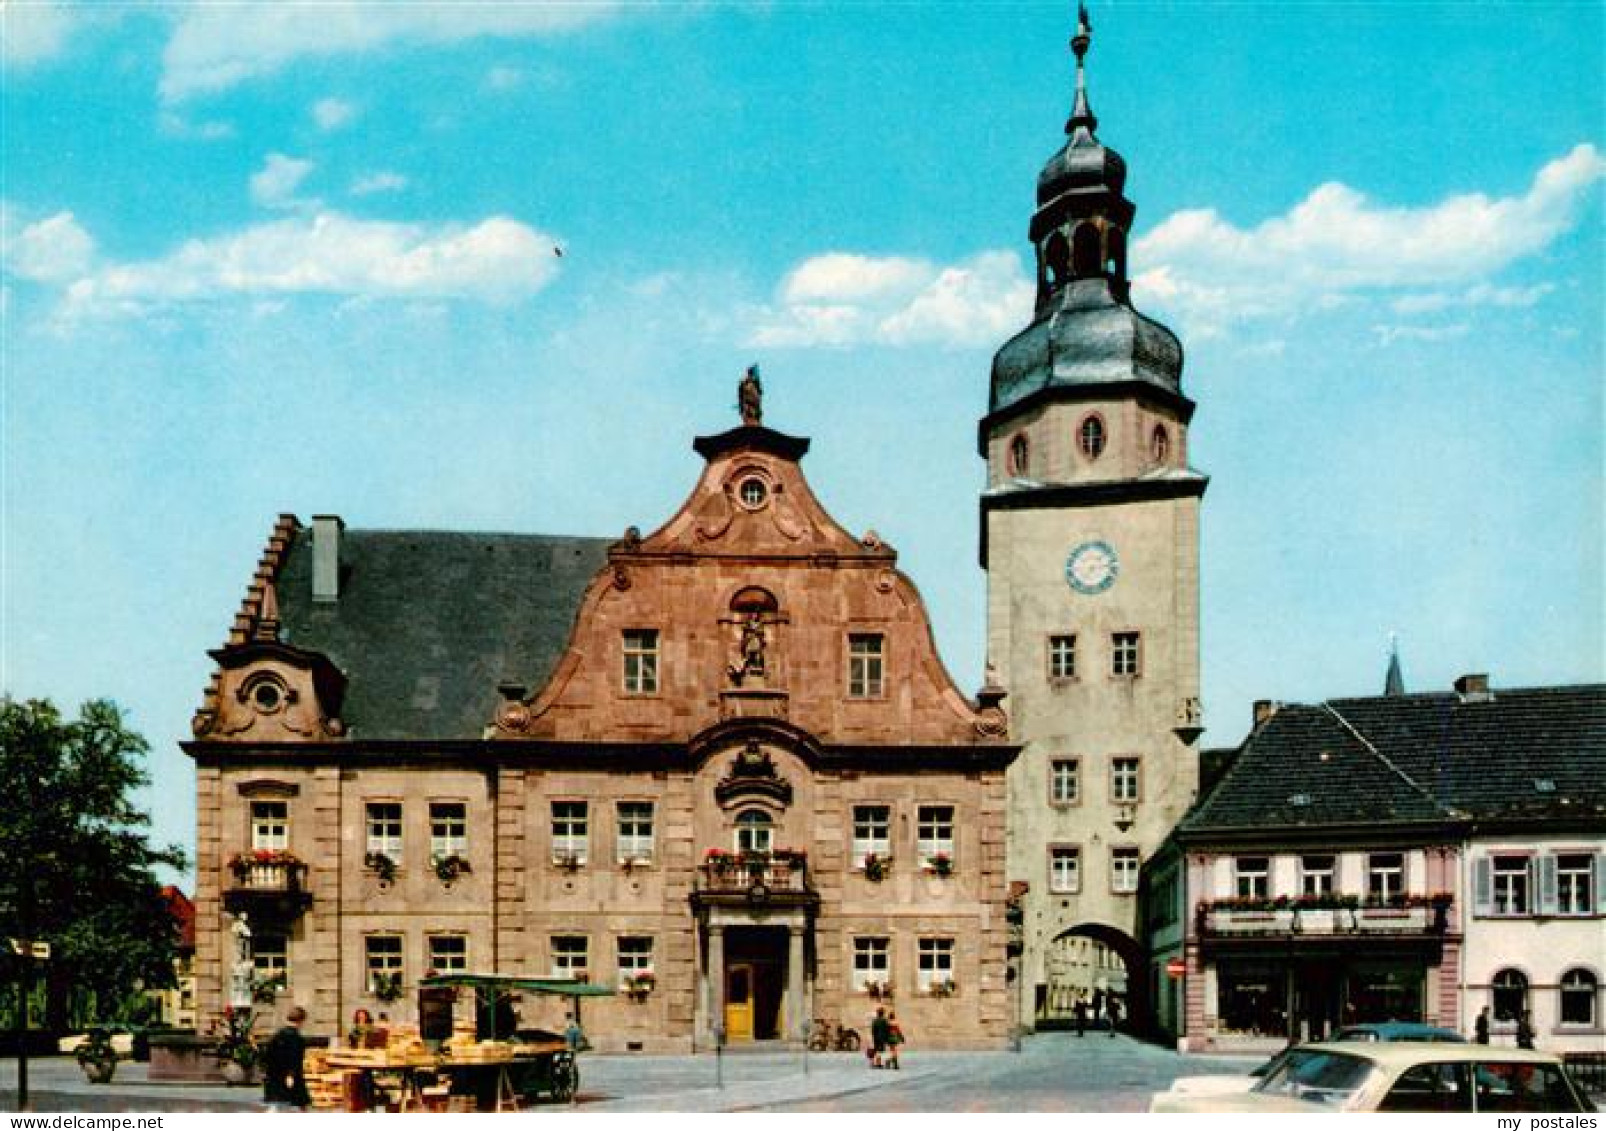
724, 964, 754, 1042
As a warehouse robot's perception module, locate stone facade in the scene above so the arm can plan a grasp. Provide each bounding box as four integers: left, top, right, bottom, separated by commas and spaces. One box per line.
186, 419, 1018, 1051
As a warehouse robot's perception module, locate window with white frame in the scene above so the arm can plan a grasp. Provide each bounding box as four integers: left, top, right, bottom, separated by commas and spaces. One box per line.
1492, 855, 1530, 915
851, 805, 891, 862
853, 937, 890, 992
1491, 968, 1527, 1023
552, 801, 588, 864
1367, 852, 1405, 904
365, 935, 403, 995
251, 800, 288, 850
616, 802, 655, 863
1048, 635, 1077, 680
551, 936, 588, 980
916, 805, 955, 863
252, 934, 289, 992
1555, 854, 1593, 916
734, 809, 773, 854
622, 629, 659, 694
1110, 757, 1141, 803
1050, 758, 1080, 805
1049, 847, 1081, 894
1235, 856, 1270, 900
430, 801, 467, 858
917, 938, 954, 992
366, 802, 403, 857
1111, 847, 1140, 893
427, 934, 468, 975
617, 936, 653, 979
1301, 855, 1335, 896
847, 634, 885, 698
1560, 968, 1597, 1027
1110, 632, 1141, 677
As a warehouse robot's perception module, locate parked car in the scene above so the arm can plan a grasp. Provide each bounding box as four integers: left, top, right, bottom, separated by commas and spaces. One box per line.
1332, 1021, 1465, 1043
1159, 1022, 1467, 1099
1152, 1043, 1598, 1113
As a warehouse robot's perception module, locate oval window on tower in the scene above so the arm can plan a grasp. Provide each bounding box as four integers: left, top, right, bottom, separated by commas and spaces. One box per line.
1078, 414, 1106, 461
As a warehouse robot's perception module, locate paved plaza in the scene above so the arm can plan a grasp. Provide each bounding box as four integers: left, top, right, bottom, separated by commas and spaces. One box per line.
1, 1034, 1261, 1113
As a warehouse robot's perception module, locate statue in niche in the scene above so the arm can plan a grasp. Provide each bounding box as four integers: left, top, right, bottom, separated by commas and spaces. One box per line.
738, 364, 763, 426
728, 611, 767, 685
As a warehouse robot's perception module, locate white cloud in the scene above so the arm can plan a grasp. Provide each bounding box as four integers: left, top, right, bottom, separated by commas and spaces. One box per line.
1, 0, 79, 65
250, 153, 316, 210
312, 97, 358, 132
1371, 322, 1471, 347
1390, 282, 1554, 316
1132, 144, 1605, 336
2, 209, 96, 283
752, 251, 1033, 349
350, 171, 409, 197
158, 111, 236, 141
59, 212, 561, 314
160, 2, 621, 100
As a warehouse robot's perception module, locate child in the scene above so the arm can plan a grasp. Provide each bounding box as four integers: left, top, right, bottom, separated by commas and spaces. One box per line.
885, 1012, 905, 1069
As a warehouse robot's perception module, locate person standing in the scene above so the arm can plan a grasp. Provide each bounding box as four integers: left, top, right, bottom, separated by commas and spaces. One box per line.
262, 1006, 310, 1112
1474, 1006, 1490, 1045
1107, 996, 1122, 1039
1073, 996, 1088, 1037
1516, 1011, 1535, 1050
884, 1012, 905, 1070
869, 1007, 890, 1068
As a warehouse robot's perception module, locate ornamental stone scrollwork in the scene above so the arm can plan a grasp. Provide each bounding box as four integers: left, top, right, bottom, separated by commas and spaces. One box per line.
714, 739, 793, 807
974, 705, 1009, 738
874, 569, 897, 594
612, 566, 633, 591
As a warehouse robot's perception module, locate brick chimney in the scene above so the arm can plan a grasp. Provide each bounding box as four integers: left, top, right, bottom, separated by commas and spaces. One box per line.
312, 514, 344, 603
1253, 700, 1280, 728
1454, 673, 1492, 703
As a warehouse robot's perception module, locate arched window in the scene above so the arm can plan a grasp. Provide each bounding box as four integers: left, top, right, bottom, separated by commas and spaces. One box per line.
734, 809, 773, 854
1044, 233, 1070, 289
1151, 425, 1170, 465
1492, 968, 1528, 1023
1560, 968, 1598, 1026
1078, 414, 1106, 461
1072, 224, 1101, 278
1106, 228, 1127, 279
1008, 433, 1030, 477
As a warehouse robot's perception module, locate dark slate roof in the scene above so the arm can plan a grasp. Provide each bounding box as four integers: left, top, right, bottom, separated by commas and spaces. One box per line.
1180, 684, 1606, 840
274, 527, 612, 740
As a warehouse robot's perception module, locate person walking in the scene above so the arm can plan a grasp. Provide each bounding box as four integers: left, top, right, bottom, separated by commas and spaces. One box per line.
1474, 1006, 1490, 1045
1516, 1011, 1535, 1050
869, 1007, 890, 1068
261, 1006, 311, 1112
884, 1012, 905, 1070
1073, 996, 1088, 1037
1107, 996, 1122, 1039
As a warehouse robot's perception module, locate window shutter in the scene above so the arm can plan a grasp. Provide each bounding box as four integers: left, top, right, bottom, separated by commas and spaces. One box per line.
1597, 854, 1606, 915
1537, 855, 1558, 915
1473, 857, 1492, 917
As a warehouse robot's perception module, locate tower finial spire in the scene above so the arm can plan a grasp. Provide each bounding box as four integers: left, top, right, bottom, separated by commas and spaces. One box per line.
1067, 3, 1097, 135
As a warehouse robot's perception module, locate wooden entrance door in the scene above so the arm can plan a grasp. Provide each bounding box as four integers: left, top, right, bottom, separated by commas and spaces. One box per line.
725, 963, 755, 1041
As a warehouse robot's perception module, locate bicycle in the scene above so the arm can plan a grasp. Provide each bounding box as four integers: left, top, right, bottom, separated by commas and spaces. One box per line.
807, 1018, 862, 1052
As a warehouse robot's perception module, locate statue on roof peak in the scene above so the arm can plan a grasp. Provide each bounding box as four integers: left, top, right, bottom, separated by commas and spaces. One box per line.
739, 363, 763, 426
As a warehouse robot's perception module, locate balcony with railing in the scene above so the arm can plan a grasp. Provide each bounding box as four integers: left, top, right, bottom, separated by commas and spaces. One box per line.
1196, 894, 1452, 945
691, 850, 816, 910
222, 851, 312, 920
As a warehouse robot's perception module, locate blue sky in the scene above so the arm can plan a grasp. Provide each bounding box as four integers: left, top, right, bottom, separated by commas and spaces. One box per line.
3, 1, 1602, 883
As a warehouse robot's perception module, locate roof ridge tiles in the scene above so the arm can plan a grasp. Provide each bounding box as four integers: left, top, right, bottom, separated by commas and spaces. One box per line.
1321, 701, 1455, 818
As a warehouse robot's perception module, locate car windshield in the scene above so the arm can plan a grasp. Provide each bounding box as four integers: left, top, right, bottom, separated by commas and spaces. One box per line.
1252, 1049, 1380, 1108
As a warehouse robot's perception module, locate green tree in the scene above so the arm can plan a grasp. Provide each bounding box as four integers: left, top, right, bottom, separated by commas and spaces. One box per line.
0, 697, 187, 1031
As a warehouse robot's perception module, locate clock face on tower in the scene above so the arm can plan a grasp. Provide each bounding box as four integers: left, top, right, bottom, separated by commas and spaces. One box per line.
1065, 540, 1119, 595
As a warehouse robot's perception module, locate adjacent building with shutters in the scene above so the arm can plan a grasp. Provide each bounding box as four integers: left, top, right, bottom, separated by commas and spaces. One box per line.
185, 406, 1019, 1051
1154, 676, 1605, 1054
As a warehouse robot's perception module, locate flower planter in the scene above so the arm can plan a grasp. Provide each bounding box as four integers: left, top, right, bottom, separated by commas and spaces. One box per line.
220, 1060, 257, 1086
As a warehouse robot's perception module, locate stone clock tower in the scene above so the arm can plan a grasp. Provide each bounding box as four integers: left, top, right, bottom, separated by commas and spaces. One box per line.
981, 9, 1205, 1030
